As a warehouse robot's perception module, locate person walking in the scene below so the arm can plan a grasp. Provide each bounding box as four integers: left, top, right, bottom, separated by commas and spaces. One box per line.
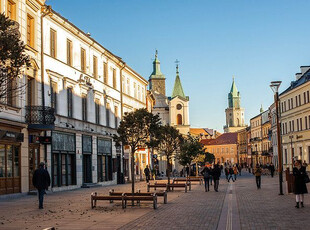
225, 167, 229, 181
32, 162, 51, 209
228, 166, 235, 182
233, 165, 238, 181
212, 164, 221, 192
201, 166, 211, 192
144, 165, 150, 183
254, 164, 262, 189
293, 160, 308, 208
269, 162, 275, 178
238, 164, 242, 176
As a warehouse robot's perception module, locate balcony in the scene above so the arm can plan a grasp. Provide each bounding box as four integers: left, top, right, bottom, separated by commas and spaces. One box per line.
25, 106, 55, 130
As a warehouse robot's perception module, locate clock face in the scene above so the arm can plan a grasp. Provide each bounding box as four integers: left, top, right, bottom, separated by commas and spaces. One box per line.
176, 104, 182, 110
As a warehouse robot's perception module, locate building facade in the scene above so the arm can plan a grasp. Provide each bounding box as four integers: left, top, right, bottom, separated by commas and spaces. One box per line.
280, 66, 310, 171
201, 133, 238, 164
269, 102, 278, 168
224, 78, 246, 133
250, 112, 262, 166
237, 128, 247, 164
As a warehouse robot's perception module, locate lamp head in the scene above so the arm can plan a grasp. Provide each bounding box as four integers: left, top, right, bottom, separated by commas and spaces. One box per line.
270, 81, 282, 94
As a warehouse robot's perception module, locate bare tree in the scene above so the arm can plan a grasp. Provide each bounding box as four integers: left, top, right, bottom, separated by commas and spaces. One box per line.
0, 13, 30, 106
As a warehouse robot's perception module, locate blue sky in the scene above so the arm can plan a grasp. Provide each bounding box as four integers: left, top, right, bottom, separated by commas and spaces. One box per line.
47, 0, 310, 132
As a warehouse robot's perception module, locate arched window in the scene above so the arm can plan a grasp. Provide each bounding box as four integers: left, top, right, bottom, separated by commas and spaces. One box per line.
177, 114, 182, 125
237, 118, 240, 126
229, 119, 233, 126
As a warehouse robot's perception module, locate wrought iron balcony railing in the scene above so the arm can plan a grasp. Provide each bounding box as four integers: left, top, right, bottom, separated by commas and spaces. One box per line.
25, 106, 55, 130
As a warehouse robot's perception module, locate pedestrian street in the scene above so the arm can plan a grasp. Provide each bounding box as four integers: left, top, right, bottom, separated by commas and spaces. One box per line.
0, 171, 309, 230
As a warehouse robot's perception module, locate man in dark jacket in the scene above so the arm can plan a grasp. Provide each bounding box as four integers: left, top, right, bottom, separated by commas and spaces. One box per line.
32, 162, 51, 209
144, 165, 150, 183
269, 163, 275, 178
212, 164, 221, 192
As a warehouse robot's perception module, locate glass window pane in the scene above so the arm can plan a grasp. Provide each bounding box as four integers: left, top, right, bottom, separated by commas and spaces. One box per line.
53, 154, 58, 187
0, 145, 5, 177
14, 146, 19, 177
6, 145, 13, 177
61, 154, 66, 185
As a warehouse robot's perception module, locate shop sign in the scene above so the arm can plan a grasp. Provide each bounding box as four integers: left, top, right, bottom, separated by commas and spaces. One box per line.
0, 130, 24, 142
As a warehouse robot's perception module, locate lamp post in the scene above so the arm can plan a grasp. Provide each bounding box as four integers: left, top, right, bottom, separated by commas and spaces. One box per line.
270, 81, 283, 195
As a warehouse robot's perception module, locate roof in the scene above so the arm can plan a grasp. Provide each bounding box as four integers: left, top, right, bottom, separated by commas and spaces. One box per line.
149, 50, 165, 80
190, 128, 209, 136
230, 77, 239, 97
280, 68, 310, 96
172, 65, 186, 99
200, 133, 238, 145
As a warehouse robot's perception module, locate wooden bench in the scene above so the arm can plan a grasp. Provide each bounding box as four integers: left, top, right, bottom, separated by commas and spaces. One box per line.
109, 189, 168, 204
168, 183, 188, 193
172, 179, 192, 190
147, 182, 169, 192
91, 192, 158, 209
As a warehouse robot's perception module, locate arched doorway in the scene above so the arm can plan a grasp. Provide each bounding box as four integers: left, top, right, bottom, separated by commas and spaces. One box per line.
177, 114, 182, 125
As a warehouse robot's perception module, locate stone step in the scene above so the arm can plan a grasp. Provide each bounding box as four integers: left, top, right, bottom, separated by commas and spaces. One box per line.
81, 183, 102, 188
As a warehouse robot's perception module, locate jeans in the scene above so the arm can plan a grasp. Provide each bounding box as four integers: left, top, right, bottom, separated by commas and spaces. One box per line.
234, 174, 237, 180
204, 177, 210, 191
210, 176, 213, 185
214, 179, 219, 191
38, 189, 45, 209
228, 174, 235, 182
256, 176, 261, 189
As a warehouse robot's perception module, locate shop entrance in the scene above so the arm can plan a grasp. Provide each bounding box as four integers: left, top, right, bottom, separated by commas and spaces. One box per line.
83, 154, 92, 183
28, 145, 40, 191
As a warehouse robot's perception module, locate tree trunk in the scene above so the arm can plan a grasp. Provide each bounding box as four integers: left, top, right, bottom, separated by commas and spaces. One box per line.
167, 160, 170, 190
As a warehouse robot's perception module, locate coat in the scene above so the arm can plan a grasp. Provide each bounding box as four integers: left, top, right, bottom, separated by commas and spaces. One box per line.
293, 166, 308, 194
212, 166, 221, 180
32, 167, 51, 190
144, 167, 150, 176
254, 167, 262, 177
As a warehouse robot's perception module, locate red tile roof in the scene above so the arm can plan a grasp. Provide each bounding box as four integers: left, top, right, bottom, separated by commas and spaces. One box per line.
200, 133, 238, 145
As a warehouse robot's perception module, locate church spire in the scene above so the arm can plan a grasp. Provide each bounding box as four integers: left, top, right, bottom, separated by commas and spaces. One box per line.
260, 104, 264, 113
150, 50, 165, 79
228, 76, 241, 108
172, 62, 186, 99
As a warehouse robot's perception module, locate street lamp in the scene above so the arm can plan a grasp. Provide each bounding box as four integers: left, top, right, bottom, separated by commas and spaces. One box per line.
270, 81, 284, 195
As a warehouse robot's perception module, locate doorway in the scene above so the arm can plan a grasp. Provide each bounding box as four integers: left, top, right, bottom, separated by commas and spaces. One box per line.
29, 145, 40, 191
116, 155, 121, 184
83, 155, 92, 183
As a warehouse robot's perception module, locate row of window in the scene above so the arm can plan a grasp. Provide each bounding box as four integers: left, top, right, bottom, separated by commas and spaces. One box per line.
122, 76, 145, 102
281, 90, 310, 113
283, 146, 310, 165
281, 115, 310, 135
208, 148, 235, 154
50, 85, 119, 128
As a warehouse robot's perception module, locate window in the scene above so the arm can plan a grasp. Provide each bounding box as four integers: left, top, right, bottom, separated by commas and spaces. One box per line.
291, 98, 293, 108
307, 116, 309, 130
50, 81, 57, 114
67, 88, 73, 118
106, 102, 110, 127
177, 114, 182, 125
308, 146, 310, 163
93, 56, 98, 79
122, 76, 125, 93
297, 119, 299, 131
292, 120, 295, 132
27, 77, 34, 106
292, 148, 295, 159
304, 92, 306, 105
134, 82, 137, 98
300, 118, 303, 130
300, 147, 303, 160
6, 77, 15, 106
7, 0, 16, 20
103, 62, 108, 84
81, 48, 86, 73
285, 149, 287, 164
95, 99, 100, 125
307, 91, 310, 103
114, 106, 118, 128
142, 87, 145, 102
113, 69, 116, 88
127, 78, 130, 95
289, 121, 292, 132
299, 95, 301, 106
288, 99, 291, 110
138, 85, 141, 101
66, 39, 72, 66
50, 29, 57, 58
295, 96, 298, 107
82, 96, 87, 121
27, 14, 34, 47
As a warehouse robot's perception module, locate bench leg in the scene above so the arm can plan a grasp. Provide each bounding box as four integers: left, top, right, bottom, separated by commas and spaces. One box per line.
185, 186, 187, 193
147, 184, 150, 192
153, 197, 157, 209
91, 195, 93, 209
94, 192, 97, 207
164, 193, 167, 204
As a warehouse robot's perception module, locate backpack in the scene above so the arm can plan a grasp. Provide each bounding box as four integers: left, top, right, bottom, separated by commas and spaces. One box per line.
203, 170, 210, 179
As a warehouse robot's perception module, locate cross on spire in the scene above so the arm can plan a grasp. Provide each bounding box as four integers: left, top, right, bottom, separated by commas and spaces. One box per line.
175, 59, 180, 74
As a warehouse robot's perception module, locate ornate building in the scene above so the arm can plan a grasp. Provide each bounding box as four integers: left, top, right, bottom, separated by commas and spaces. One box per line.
224, 78, 246, 133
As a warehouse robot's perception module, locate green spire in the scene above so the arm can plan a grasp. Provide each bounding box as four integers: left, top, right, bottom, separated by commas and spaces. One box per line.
228, 76, 241, 108
149, 50, 165, 79
172, 64, 186, 98
260, 104, 264, 113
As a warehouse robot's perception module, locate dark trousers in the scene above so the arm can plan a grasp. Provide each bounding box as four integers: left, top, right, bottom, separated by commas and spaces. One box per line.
204, 177, 210, 191
210, 176, 213, 185
234, 174, 237, 180
271, 171, 274, 178
38, 189, 45, 208
214, 179, 219, 191
146, 175, 150, 183
256, 176, 261, 189
228, 174, 235, 182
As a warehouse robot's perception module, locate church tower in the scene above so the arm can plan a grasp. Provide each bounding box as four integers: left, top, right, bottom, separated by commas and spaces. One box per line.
149, 50, 166, 96
169, 64, 190, 135
224, 77, 246, 133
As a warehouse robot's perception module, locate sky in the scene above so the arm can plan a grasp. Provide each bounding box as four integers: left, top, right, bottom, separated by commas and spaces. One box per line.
47, 0, 310, 132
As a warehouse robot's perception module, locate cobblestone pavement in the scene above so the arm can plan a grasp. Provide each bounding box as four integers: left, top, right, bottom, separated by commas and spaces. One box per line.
0, 172, 309, 230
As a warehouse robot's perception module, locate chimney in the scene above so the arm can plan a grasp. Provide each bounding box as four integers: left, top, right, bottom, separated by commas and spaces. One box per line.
295, 73, 302, 80
300, 66, 310, 75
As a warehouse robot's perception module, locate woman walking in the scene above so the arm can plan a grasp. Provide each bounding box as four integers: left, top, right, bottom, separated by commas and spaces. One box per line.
254, 164, 262, 189
293, 160, 308, 208
201, 166, 211, 192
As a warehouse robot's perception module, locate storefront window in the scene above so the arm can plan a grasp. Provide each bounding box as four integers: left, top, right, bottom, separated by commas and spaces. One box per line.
97, 138, 112, 182
0, 145, 5, 178
6, 145, 12, 177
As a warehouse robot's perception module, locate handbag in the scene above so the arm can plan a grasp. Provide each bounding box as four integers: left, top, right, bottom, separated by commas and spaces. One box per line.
305, 174, 310, 184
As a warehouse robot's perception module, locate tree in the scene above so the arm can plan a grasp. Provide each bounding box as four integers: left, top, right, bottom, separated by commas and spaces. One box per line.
0, 13, 30, 105
177, 134, 205, 176
156, 125, 183, 186
113, 108, 160, 194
